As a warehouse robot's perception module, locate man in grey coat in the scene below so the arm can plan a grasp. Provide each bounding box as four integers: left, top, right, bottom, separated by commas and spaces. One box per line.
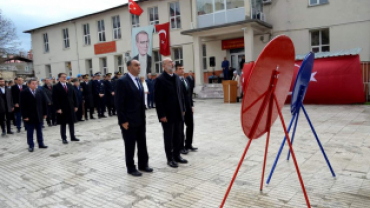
0, 78, 14, 135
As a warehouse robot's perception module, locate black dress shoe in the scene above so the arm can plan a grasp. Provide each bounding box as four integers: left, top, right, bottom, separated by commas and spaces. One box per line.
7, 131, 14, 135
62, 140, 68, 144
78, 120, 85, 122
90, 116, 95, 120
28, 147, 34, 152
71, 138, 80, 141
139, 167, 153, 173
180, 148, 189, 154
39, 145, 48, 149
128, 170, 142, 177
17, 129, 21, 133
175, 157, 188, 164
1, 132, 6, 136
167, 160, 178, 168
186, 146, 198, 152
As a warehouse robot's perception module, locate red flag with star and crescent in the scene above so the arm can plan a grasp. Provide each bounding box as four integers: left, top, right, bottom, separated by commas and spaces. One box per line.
155, 22, 171, 56
129, 0, 143, 16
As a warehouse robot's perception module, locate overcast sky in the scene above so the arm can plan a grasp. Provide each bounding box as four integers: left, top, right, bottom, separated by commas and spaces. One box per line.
1, 0, 129, 52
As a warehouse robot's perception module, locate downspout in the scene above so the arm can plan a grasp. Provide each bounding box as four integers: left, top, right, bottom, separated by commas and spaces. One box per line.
73, 21, 81, 74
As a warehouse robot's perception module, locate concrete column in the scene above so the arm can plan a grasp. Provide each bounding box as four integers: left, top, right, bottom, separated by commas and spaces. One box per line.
193, 35, 204, 86
92, 57, 100, 74
244, 27, 254, 62
107, 55, 115, 74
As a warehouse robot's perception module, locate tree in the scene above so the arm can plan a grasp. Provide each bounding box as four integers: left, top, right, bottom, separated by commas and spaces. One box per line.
0, 10, 20, 54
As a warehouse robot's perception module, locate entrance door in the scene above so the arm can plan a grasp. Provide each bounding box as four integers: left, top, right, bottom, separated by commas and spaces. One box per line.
230, 53, 245, 74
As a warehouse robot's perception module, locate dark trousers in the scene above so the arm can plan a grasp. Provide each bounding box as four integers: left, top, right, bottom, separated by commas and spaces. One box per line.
84, 102, 94, 119
161, 120, 182, 161
106, 96, 113, 115
26, 122, 44, 148
98, 97, 106, 116
15, 111, 22, 130
120, 125, 149, 172
76, 104, 83, 121
46, 105, 56, 125
147, 93, 154, 108
0, 112, 12, 133
223, 70, 229, 80
183, 111, 194, 148
60, 121, 75, 140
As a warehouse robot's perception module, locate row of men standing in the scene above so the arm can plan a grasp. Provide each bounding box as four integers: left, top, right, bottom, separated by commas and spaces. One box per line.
116, 58, 197, 177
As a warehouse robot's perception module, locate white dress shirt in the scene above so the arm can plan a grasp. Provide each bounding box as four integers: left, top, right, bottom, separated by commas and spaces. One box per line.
128, 72, 140, 89
0, 87, 5, 94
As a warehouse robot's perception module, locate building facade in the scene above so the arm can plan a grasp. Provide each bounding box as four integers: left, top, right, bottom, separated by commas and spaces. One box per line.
25, 0, 370, 86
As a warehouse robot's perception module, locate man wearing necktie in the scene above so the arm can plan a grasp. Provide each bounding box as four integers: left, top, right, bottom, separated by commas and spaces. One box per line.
115, 59, 152, 177
20, 79, 48, 152
0, 78, 14, 136
11, 77, 27, 132
53, 73, 79, 144
175, 63, 198, 154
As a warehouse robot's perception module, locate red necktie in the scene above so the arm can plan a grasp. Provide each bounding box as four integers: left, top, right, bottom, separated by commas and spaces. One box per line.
64, 84, 67, 92
20, 86, 22, 91
49, 86, 52, 90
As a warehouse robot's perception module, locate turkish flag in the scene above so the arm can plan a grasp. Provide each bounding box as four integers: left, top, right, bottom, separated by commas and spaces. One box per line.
129, 0, 143, 16
155, 22, 171, 56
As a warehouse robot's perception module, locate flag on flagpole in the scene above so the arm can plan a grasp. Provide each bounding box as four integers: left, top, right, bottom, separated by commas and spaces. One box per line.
129, 0, 143, 16
155, 22, 171, 56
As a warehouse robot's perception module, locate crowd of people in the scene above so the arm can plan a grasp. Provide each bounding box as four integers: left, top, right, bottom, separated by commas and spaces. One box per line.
1, 57, 197, 177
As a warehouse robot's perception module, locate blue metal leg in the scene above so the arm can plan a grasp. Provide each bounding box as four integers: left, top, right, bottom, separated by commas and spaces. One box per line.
302, 105, 336, 177
286, 106, 301, 161
266, 113, 297, 185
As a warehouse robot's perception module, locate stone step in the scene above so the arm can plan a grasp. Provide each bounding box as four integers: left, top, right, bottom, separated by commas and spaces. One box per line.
194, 84, 224, 99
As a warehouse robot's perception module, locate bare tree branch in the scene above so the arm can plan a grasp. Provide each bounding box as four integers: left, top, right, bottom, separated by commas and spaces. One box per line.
0, 10, 20, 54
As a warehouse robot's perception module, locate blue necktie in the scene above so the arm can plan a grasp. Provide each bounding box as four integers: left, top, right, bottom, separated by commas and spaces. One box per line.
136, 78, 143, 98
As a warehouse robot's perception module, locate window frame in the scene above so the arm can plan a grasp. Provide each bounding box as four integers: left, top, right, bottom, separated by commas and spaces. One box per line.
148, 7, 159, 26
131, 14, 140, 28
172, 47, 183, 66
101, 57, 107, 75
112, 15, 121, 40
117, 55, 124, 73
83, 23, 91, 46
309, 0, 329, 6
153, 51, 163, 74
43, 33, 49, 53
97, 20, 106, 42
62, 28, 70, 49
46, 65, 52, 77
169, 2, 181, 29
310, 28, 330, 53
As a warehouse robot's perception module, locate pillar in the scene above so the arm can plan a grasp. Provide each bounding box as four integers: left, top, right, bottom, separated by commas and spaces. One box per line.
193, 35, 204, 86
244, 26, 254, 62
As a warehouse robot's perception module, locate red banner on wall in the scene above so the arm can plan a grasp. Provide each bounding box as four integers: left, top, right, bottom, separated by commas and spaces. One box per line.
286, 55, 365, 104
222, 38, 244, 50
94, 41, 117, 55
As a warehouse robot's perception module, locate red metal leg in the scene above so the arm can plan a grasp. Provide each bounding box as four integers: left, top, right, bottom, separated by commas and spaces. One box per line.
242, 91, 268, 114
273, 94, 311, 208
220, 139, 253, 208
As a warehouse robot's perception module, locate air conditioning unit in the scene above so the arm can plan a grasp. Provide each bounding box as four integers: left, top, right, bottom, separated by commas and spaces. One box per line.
262, 0, 272, 4
257, 13, 266, 22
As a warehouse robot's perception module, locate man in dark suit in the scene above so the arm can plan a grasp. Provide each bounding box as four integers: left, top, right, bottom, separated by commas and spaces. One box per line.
104, 73, 114, 116
145, 73, 154, 109
20, 79, 48, 152
115, 59, 152, 177
93, 72, 106, 118
175, 64, 198, 154
0, 78, 14, 135
155, 58, 187, 168
11, 77, 26, 132
132, 31, 152, 74
111, 71, 122, 115
72, 79, 84, 121
53, 73, 79, 144
80, 74, 95, 120
43, 78, 56, 126
186, 70, 195, 96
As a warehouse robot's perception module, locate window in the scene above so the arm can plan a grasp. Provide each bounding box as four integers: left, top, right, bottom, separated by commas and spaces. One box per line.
97, 20, 106, 42
132, 14, 140, 28
112, 15, 121, 40
46, 65, 52, 77
125, 52, 131, 63
309, 0, 328, 6
170, 2, 181, 29
215, 0, 225, 11
153, 51, 162, 73
251, 0, 263, 18
226, 0, 244, 9
202, 45, 207, 70
25, 66, 29, 72
66, 62, 72, 76
43, 33, 49, 53
86, 59, 93, 76
310, 28, 330, 53
197, 0, 213, 15
116, 55, 124, 72
173, 47, 183, 66
83, 24, 91, 45
62, 28, 70, 48
149, 7, 159, 25
101, 58, 107, 74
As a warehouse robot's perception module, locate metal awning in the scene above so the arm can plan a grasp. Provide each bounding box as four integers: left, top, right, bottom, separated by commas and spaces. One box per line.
296, 48, 362, 60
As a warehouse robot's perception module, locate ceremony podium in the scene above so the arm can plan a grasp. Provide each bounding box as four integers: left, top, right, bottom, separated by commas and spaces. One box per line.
222, 80, 237, 103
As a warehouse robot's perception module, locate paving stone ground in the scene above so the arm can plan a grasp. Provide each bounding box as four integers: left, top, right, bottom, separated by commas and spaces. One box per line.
1, 99, 370, 208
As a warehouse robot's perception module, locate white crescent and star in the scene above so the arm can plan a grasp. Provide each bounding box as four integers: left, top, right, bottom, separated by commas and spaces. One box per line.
158, 30, 167, 45
288, 64, 318, 95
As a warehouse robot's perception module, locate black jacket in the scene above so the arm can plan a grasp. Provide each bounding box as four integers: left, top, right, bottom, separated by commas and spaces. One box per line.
0, 87, 14, 114
105, 80, 113, 99
115, 74, 145, 127
52, 82, 78, 124
73, 86, 83, 107
180, 77, 193, 111
186, 75, 195, 95
11, 85, 26, 112
81, 81, 94, 108
20, 88, 47, 123
145, 79, 154, 93
154, 72, 185, 123
42, 84, 53, 105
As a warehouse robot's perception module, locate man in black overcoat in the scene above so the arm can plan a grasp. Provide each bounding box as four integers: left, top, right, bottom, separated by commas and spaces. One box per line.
52, 73, 79, 144
43, 78, 56, 126
93, 72, 106, 118
11, 77, 26, 132
0, 78, 14, 135
154, 58, 187, 168
20, 79, 48, 152
110, 71, 122, 115
104, 73, 114, 116
72, 79, 84, 121
80, 74, 95, 120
